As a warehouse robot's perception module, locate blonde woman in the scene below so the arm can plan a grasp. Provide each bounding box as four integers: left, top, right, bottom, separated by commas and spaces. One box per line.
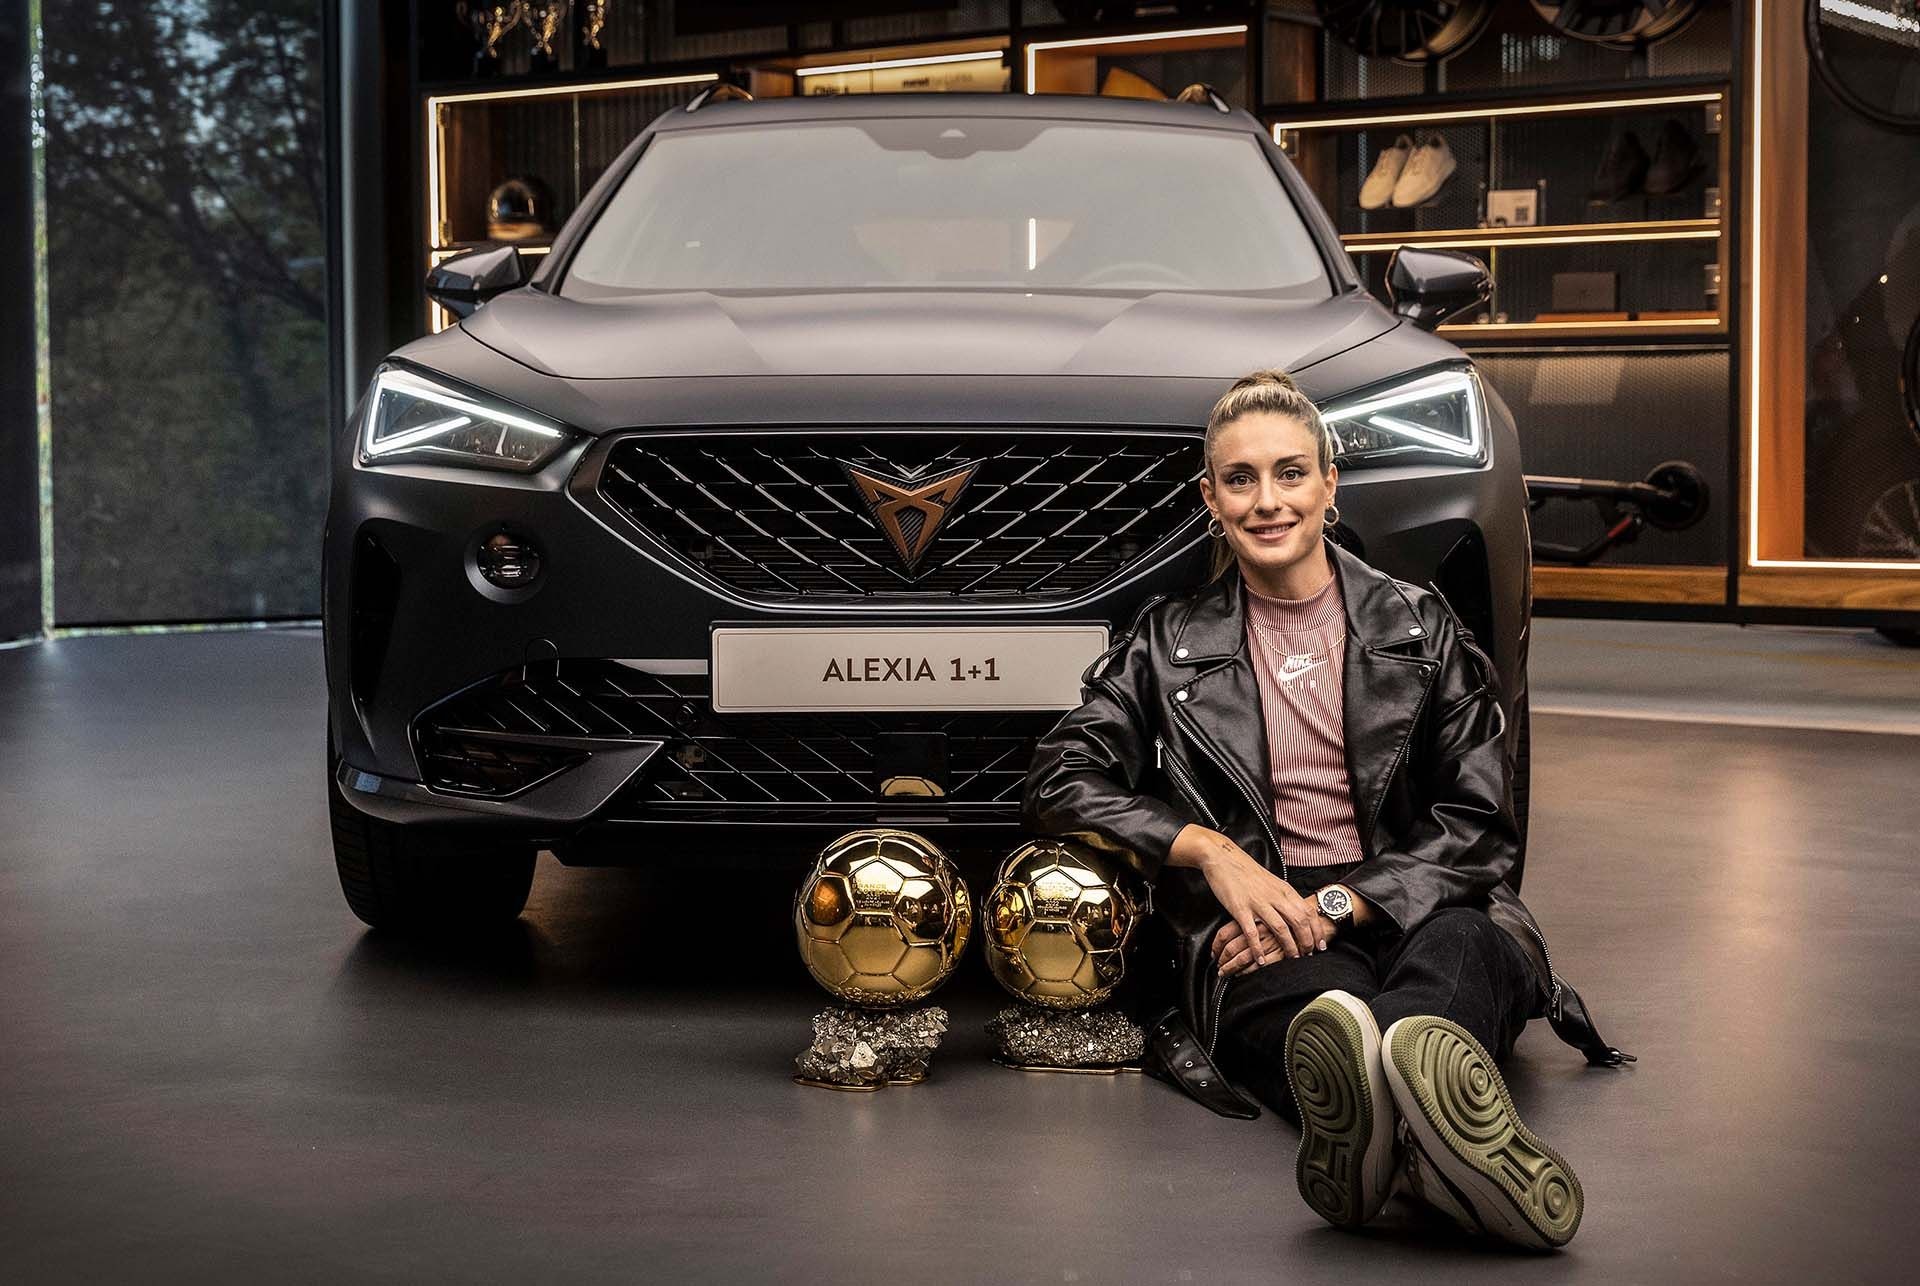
1024, 369, 1627, 1249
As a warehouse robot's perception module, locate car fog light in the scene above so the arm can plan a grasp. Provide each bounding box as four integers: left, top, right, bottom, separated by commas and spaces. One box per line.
477, 531, 542, 587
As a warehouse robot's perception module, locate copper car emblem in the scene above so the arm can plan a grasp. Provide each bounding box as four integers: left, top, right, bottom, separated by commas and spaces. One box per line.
842, 460, 979, 571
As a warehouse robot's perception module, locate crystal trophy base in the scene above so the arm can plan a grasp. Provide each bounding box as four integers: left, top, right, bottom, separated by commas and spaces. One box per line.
793, 1004, 949, 1090
986, 1004, 1146, 1073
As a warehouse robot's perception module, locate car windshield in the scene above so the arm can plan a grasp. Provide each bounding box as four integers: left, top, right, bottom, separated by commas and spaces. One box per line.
560, 117, 1331, 298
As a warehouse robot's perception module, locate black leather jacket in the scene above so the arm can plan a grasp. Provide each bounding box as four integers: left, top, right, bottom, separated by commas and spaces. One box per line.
1023, 540, 1629, 1118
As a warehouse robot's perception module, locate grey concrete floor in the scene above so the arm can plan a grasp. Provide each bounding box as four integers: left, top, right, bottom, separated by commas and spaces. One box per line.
2, 625, 1918, 1282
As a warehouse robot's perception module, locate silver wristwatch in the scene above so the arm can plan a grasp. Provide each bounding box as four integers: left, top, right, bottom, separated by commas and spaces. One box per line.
1315, 884, 1355, 925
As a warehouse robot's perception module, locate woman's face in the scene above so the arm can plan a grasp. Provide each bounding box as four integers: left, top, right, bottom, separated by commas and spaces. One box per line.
1200, 411, 1338, 578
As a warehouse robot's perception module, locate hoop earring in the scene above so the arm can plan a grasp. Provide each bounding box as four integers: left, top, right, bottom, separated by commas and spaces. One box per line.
1205, 517, 1226, 539
1324, 503, 1341, 528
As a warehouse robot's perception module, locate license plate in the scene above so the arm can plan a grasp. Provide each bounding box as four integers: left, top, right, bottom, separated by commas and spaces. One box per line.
709, 625, 1109, 713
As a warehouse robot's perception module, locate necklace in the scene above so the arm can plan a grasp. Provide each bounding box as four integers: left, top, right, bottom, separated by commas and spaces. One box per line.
1249, 616, 1345, 689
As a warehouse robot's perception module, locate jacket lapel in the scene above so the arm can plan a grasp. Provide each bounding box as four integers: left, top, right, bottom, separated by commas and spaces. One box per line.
1164, 571, 1274, 848
1165, 541, 1440, 863
1328, 542, 1439, 854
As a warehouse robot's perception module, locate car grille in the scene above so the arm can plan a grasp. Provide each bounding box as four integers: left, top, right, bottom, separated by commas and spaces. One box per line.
595, 430, 1202, 603
414, 660, 1056, 813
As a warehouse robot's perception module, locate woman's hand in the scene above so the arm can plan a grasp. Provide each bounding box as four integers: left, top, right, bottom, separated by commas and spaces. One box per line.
1213, 921, 1278, 976
1170, 824, 1326, 962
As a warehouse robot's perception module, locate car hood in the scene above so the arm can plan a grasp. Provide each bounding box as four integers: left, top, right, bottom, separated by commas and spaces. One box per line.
460, 287, 1396, 381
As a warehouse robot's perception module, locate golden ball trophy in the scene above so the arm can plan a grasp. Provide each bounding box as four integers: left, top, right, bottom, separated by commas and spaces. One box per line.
793, 829, 972, 1090
982, 838, 1148, 1073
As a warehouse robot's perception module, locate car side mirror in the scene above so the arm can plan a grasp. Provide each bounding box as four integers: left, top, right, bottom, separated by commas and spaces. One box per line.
1386, 247, 1491, 331
425, 243, 531, 320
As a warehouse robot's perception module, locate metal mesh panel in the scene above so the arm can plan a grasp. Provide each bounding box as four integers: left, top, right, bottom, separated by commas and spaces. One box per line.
1474, 346, 1729, 566
598, 431, 1205, 603
414, 661, 1051, 810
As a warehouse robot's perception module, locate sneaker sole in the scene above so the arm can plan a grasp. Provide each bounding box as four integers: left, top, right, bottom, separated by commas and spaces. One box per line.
1384, 1016, 1583, 1249
1284, 992, 1395, 1228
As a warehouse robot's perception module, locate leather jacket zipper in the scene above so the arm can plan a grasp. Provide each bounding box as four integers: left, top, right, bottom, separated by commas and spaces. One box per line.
1206, 972, 1232, 1060
1522, 917, 1566, 1018
1155, 735, 1221, 829
1361, 653, 1438, 851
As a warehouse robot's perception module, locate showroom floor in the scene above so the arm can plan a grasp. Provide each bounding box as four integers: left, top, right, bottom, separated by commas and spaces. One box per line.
2, 623, 1917, 1282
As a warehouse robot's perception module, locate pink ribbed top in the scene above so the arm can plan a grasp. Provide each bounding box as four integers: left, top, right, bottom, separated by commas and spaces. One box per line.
1244, 575, 1366, 868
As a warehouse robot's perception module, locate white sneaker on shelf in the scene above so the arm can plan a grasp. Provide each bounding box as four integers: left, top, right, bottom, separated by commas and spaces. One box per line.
1359, 134, 1414, 211
1391, 134, 1457, 209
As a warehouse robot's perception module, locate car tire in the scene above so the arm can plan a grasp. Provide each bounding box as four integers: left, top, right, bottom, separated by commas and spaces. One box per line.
328, 750, 537, 932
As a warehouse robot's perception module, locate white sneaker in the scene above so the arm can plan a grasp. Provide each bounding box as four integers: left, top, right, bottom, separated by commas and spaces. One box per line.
1382, 1015, 1584, 1249
1359, 134, 1414, 210
1284, 990, 1401, 1228
1391, 134, 1457, 208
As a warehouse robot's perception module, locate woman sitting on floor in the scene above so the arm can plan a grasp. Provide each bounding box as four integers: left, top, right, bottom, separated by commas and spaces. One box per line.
1023, 369, 1628, 1250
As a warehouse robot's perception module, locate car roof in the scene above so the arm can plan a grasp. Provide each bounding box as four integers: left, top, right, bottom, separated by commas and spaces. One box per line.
648, 90, 1267, 137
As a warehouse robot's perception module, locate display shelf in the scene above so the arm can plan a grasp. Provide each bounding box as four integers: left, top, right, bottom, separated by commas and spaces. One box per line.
425, 73, 718, 253
1284, 0, 1735, 107
1532, 565, 1727, 605
1278, 84, 1731, 342
1025, 23, 1249, 105
1340, 218, 1721, 250
742, 38, 1010, 99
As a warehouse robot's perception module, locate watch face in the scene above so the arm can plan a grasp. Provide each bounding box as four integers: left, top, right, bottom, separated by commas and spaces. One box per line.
1318, 886, 1353, 918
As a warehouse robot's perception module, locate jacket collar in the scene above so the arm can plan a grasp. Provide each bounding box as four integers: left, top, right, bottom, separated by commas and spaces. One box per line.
1168, 538, 1430, 666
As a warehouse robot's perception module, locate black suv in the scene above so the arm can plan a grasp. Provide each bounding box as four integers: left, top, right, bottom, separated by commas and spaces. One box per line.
324, 91, 1529, 930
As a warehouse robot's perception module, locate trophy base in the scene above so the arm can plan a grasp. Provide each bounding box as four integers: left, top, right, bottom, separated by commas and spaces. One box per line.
990, 1058, 1143, 1075
793, 1004, 948, 1090
986, 1003, 1147, 1071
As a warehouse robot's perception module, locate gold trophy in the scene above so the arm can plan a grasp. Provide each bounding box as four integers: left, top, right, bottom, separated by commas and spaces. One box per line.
982, 838, 1148, 1072
459, 2, 526, 76
523, 1, 566, 73
793, 829, 972, 1090
575, 0, 610, 70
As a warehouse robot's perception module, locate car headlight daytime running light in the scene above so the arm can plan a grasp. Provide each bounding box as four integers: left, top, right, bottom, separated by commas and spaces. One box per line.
1320, 367, 1487, 467
359, 366, 572, 472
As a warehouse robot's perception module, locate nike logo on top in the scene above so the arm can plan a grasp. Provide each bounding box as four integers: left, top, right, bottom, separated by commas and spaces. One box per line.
1277, 652, 1329, 685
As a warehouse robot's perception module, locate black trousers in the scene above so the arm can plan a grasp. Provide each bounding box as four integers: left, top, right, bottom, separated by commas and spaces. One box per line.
1213, 864, 1544, 1122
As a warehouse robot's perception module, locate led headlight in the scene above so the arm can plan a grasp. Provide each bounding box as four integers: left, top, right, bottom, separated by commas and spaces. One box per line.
358, 366, 572, 472
1321, 366, 1487, 467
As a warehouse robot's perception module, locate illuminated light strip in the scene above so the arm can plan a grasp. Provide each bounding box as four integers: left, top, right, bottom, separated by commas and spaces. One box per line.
425, 73, 718, 255
1346, 229, 1722, 251
1746, 2, 1918, 572
1439, 318, 1724, 333
1322, 370, 1485, 456
797, 50, 1005, 77
1024, 25, 1248, 93
1343, 219, 1721, 247
1027, 216, 1037, 271
365, 368, 565, 462
1271, 91, 1721, 133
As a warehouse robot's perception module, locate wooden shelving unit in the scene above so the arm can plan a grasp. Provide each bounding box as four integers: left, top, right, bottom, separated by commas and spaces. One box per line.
1273, 86, 1732, 344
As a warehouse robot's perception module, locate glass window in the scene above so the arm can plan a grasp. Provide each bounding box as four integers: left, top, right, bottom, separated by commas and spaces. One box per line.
41, 0, 329, 623
563, 119, 1331, 297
